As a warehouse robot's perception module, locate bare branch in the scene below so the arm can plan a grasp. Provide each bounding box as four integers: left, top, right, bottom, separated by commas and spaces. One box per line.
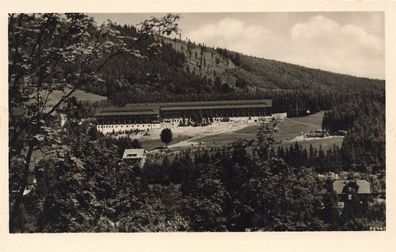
44, 87, 77, 116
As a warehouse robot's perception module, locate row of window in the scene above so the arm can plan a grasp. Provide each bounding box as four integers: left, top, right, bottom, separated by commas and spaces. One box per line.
162, 112, 268, 117
163, 117, 260, 123
97, 124, 159, 129
99, 114, 267, 124
163, 119, 183, 123
98, 121, 155, 124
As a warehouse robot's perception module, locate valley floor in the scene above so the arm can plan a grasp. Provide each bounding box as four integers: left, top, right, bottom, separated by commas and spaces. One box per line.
129, 111, 344, 152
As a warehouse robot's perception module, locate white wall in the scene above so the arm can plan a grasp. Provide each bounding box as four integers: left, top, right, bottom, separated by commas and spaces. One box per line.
272, 112, 287, 120
96, 114, 275, 134
97, 123, 160, 134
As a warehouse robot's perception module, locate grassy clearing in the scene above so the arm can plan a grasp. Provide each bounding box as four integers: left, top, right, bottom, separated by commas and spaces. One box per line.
194, 132, 253, 147
181, 112, 327, 149
291, 111, 324, 127
140, 135, 192, 150
193, 124, 261, 147
234, 125, 261, 135
45, 89, 107, 107
190, 111, 343, 151
141, 111, 342, 152
272, 112, 344, 151
272, 112, 324, 142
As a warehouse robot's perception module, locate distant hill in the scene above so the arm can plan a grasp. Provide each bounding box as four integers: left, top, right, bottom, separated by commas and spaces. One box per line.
79, 24, 384, 113
164, 38, 384, 92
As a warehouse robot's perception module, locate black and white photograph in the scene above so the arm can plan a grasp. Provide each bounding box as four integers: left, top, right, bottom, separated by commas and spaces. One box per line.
4, 2, 391, 241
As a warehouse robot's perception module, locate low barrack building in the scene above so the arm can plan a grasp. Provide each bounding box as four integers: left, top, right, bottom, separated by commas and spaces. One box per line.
96, 99, 272, 133
96, 105, 161, 133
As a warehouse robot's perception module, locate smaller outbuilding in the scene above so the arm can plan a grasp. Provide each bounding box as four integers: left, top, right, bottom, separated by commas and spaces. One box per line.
332, 179, 371, 209
122, 149, 147, 167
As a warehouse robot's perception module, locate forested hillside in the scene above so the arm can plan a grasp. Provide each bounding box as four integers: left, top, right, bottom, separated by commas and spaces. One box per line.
168, 39, 383, 91
77, 23, 384, 115
322, 90, 385, 172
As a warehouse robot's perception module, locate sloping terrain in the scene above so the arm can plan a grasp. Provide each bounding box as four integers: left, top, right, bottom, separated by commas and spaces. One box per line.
164, 38, 384, 92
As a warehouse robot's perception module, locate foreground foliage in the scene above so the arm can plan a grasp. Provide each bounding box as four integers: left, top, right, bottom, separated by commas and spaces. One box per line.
11, 119, 385, 232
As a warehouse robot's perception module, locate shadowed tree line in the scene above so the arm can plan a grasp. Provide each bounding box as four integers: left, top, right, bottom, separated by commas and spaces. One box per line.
322, 91, 385, 172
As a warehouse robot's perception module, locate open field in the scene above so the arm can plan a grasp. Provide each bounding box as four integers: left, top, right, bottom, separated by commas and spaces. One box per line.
44, 89, 107, 108
191, 112, 327, 147
139, 135, 192, 150
234, 124, 261, 135
272, 112, 324, 142
124, 120, 262, 151
271, 111, 344, 151
191, 125, 259, 147
126, 111, 344, 152
167, 120, 262, 149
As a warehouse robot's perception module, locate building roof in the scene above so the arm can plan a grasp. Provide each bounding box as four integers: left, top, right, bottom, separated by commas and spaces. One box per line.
96, 99, 272, 118
333, 179, 371, 194
97, 111, 159, 117
127, 99, 272, 109
96, 105, 160, 117
161, 103, 272, 111
102, 106, 160, 113
122, 149, 146, 159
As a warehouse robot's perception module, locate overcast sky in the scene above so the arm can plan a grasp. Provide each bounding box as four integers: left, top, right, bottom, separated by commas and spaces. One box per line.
89, 12, 384, 79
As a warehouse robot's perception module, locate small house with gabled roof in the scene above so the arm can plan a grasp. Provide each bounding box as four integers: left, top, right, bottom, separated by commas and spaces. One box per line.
332, 179, 371, 209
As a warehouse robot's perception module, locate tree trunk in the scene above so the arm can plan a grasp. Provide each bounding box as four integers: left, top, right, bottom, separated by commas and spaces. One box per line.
10, 140, 35, 232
